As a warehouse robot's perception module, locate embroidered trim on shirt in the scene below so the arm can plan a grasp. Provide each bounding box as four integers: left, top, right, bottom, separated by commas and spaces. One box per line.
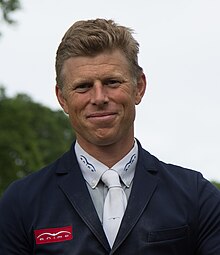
80, 155, 96, 172
124, 154, 137, 171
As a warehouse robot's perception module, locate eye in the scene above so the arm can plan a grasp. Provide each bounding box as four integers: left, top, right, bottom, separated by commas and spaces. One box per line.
74, 83, 92, 93
104, 79, 122, 87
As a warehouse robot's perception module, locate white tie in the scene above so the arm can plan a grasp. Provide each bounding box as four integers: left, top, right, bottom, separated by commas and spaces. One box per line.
101, 170, 127, 247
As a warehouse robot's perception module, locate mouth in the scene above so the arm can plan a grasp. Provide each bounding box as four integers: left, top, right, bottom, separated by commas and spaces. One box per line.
87, 112, 117, 122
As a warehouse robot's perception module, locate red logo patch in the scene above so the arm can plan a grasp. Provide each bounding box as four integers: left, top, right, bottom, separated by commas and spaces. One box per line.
34, 226, 73, 245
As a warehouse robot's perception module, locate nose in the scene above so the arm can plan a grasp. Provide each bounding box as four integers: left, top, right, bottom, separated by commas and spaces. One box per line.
90, 81, 109, 106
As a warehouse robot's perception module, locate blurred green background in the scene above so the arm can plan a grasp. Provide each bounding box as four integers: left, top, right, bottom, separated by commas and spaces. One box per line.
0, 87, 75, 195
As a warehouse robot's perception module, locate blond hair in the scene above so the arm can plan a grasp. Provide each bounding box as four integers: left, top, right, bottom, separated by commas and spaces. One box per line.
56, 18, 142, 89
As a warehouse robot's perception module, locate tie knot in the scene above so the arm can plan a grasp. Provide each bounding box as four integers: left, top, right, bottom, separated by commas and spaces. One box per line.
101, 170, 121, 188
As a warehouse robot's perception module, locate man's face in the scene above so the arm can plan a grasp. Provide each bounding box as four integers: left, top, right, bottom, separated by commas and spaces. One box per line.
56, 49, 146, 151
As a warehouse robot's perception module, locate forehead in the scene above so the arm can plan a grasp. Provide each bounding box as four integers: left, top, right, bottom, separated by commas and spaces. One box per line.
61, 49, 131, 81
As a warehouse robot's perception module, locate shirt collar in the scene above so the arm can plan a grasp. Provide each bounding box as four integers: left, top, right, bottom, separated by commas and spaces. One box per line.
75, 140, 138, 189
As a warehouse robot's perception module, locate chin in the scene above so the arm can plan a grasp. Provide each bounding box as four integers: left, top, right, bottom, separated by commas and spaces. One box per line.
93, 138, 115, 147
91, 134, 119, 147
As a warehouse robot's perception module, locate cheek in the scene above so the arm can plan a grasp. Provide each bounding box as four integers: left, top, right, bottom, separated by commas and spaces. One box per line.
62, 103, 69, 114
68, 111, 81, 131
67, 100, 85, 126
122, 96, 136, 121
65, 94, 82, 113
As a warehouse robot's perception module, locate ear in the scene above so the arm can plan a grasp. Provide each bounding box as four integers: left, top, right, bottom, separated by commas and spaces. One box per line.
135, 73, 147, 105
55, 85, 69, 114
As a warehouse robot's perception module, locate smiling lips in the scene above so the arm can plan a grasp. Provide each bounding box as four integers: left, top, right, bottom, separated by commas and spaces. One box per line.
87, 112, 117, 122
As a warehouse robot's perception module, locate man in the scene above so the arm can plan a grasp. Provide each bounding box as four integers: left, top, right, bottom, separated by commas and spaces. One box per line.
0, 18, 220, 254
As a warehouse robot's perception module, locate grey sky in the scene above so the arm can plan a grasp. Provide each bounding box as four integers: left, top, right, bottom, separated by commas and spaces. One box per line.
0, 0, 219, 181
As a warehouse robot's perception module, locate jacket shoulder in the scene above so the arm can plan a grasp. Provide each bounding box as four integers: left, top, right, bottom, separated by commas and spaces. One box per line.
139, 146, 218, 195
1, 147, 76, 201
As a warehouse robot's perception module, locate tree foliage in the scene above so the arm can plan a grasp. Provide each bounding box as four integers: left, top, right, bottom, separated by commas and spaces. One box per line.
0, 0, 20, 36
0, 0, 20, 24
212, 181, 220, 190
0, 87, 75, 195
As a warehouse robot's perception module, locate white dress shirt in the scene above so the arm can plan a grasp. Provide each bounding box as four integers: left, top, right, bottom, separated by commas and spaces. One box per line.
75, 140, 138, 222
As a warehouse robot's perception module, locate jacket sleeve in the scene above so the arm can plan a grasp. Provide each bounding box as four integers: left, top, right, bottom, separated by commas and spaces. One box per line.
196, 174, 220, 255
0, 182, 32, 254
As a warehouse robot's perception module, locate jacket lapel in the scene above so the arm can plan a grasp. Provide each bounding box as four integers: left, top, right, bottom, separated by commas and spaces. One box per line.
112, 146, 159, 251
56, 147, 110, 251
55, 142, 158, 252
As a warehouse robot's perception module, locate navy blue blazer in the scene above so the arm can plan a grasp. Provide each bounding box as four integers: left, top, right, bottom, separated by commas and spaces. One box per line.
0, 141, 220, 254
